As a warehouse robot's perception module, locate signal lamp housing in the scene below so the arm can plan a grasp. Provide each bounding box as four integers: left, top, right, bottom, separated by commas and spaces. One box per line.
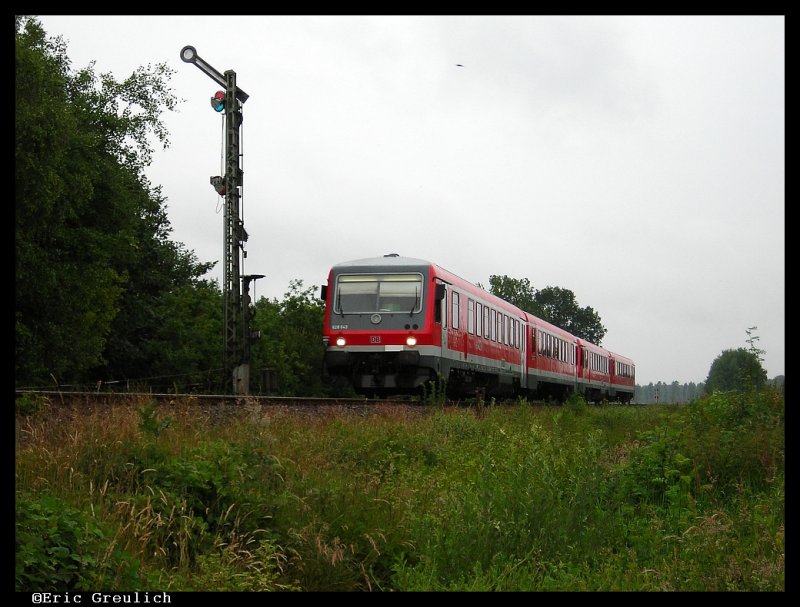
211, 90, 225, 112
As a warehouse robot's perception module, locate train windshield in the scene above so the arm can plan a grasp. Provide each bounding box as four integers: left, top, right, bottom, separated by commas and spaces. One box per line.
335, 273, 423, 314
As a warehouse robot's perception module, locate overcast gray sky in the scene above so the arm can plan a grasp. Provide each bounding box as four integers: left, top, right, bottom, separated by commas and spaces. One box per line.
35, 15, 784, 386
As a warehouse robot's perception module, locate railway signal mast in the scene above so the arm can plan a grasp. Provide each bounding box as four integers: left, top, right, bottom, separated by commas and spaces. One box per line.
180, 46, 262, 395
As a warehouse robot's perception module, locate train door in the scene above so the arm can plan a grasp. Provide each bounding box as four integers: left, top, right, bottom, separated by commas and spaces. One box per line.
519, 317, 527, 389
434, 281, 447, 355
448, 289, 467, 362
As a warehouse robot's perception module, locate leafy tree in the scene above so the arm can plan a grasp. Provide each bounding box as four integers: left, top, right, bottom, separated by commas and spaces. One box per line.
125, 280, 223, 392
15, 16, 210, 388
16, 16, 120, 384
488, 276, 606, 344
249, 280, 326, 396
534, 286, 606, 345
91, 191, 218, 389
705, 348, 768, 394
487, 275, 537, 314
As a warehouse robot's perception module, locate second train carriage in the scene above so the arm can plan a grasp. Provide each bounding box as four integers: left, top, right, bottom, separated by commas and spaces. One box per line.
321, 254, 634, 402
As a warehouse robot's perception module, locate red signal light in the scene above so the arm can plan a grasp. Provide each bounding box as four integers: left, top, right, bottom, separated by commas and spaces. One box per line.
210, 91, 225, 112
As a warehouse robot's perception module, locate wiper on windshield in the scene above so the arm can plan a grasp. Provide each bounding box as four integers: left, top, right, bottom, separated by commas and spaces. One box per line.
409, 286, 419, 317
337, 288, 345, 314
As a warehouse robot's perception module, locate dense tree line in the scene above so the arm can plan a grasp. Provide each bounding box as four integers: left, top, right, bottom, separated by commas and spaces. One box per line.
635, 336, 779, 404
248, 280, 329, 397
634, 382, 706, 404
15, 16, 218, 390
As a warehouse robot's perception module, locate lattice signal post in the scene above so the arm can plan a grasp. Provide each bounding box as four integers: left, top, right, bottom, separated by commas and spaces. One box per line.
180, 46, 262, 395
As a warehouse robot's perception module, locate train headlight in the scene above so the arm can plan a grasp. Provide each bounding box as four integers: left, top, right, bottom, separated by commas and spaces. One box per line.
336, 336, 346, 347
406, 336, 417, 347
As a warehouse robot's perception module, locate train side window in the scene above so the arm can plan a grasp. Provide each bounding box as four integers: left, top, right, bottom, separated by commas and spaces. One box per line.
483, 306, 490, 338
476, 303, 483, 336
490, 309, 496, 341
468, 298, 475, 334
452, 292, 460, 330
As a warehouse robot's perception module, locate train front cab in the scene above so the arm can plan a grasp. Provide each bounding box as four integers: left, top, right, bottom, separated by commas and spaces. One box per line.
321, 257, 444, 395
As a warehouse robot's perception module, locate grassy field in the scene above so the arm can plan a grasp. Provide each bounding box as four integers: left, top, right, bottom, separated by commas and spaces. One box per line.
15, 389, 784, 591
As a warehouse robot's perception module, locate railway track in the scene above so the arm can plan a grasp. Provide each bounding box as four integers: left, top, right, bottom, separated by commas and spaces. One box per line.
14, 390, 443, 414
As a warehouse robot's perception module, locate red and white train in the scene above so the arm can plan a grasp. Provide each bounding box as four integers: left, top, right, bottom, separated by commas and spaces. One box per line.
321, 254, 634, 402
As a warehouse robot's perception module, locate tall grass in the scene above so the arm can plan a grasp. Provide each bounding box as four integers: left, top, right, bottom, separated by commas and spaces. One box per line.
16, 390, 783, 591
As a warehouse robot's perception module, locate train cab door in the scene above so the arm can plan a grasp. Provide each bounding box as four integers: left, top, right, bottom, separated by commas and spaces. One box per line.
519, 317, 527, 390
434, 281, 447, 355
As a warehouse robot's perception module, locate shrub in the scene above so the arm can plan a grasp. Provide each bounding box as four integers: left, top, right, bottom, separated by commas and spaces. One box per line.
16, 493, 140, 590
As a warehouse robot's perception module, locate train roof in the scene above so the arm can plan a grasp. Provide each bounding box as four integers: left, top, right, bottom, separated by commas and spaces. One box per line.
608, 351, 635, 364
331, 254, 432, 269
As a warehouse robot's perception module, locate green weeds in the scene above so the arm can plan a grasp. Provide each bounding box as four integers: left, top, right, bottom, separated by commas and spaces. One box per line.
16, 391, 783, 591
